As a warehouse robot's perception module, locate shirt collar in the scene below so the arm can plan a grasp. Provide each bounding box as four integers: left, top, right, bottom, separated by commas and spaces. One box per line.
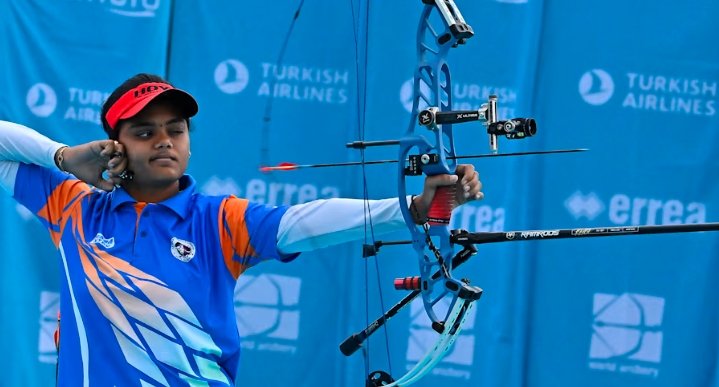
109, 175, 196, 219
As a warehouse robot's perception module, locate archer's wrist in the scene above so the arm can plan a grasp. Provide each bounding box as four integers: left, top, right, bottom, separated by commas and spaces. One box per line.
54, 146, 69, 172
409, 195, 429, 224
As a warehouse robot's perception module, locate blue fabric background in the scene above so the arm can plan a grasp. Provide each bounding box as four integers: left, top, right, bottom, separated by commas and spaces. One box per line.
0, 0, 717, 386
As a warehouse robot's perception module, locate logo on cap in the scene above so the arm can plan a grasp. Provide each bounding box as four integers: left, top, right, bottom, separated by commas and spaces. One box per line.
27, 83, 57, 117
133, 84, 171, 99
105, 82, 197, 130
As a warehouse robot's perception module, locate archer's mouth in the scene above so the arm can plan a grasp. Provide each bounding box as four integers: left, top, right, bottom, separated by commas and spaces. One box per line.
150, 154, 178, 162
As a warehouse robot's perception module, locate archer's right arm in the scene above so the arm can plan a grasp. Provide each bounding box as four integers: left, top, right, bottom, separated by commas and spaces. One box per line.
0, 120, 127, 246
0, 120, 68, 194
0, 120, 127, 192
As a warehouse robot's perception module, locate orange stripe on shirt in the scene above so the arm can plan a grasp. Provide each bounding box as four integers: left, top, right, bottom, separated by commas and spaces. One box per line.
37, 179, 92, 247
218, 196, 255, 280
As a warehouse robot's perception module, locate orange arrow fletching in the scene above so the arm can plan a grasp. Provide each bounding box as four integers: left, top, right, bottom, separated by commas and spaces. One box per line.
259, 162, 299, 172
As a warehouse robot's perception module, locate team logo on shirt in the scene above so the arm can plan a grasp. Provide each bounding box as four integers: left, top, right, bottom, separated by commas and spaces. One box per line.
90, 233, 115, 249
170, 237, 196, 262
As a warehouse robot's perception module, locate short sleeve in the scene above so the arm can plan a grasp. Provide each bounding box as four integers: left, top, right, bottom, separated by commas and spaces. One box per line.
218, 196, 299, 279
13, 163, 93, 246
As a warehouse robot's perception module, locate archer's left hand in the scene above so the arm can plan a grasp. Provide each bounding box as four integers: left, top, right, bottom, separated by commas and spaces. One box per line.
412, 164, 483, 219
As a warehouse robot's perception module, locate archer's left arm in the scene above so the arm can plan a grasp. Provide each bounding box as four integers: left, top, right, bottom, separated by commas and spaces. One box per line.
276, 164, 483, 254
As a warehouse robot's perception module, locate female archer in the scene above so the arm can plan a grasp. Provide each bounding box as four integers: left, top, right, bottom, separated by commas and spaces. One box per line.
0, 73, 482, 386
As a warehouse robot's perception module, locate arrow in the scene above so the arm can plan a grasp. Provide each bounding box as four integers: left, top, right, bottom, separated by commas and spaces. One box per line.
259, 148, 588, 172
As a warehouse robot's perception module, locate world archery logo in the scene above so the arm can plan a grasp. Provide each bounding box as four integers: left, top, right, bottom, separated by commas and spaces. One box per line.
214, 59, 250, 94
579, 69, 615, 106
15, 203, 34, 222
588, 293, 664, 378
26, 83, 57, 117
233, 274, 301, 355
38, 291, 60, 363
406, 298, 475, 380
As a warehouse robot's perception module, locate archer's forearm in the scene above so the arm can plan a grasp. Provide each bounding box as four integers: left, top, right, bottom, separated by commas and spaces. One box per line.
0, 120, 66, 168
276, 196, 413, 253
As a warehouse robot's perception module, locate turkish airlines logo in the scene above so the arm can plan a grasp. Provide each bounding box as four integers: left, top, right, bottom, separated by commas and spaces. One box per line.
107, 0, 160, 18
215, 59, 250, 94
579, 69, 615, 105
565, 191, 605, 220
590, 293, 664, 363
26, 83, 57, 117
400, 79, 430, 113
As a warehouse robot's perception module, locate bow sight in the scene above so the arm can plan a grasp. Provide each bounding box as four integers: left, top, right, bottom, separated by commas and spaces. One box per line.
348, 95, 537, 177
419, 95, 537, 153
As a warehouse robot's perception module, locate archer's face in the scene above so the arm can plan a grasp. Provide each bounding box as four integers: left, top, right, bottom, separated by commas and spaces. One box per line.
116, 100, 190, 189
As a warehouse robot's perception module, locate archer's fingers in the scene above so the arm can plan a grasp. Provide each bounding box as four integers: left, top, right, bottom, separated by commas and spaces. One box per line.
107, 145, 127, 176
467, 174, 484, 201
94, 176, 116, 192
425, 174, 459, 189
454, 164, 481, 200
98, 140, 120, 160
456, 164, 476, 184
107, 164, 128, 185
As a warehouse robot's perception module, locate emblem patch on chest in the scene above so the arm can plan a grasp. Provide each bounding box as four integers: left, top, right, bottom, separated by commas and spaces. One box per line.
170, 237, 196, 262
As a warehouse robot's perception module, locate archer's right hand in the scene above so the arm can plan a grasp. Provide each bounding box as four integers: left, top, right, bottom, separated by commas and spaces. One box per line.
58, 141, 127, 191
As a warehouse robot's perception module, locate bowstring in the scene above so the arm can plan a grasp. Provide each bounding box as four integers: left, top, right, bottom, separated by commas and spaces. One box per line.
349, 0, 393, 378
259, 0, 306, 169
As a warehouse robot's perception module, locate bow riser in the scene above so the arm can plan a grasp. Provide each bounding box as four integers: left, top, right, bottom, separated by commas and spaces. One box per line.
398, 1, 471, 329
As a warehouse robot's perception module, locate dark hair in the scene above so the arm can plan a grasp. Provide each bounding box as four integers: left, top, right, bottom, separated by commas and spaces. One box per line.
100, 73, 191, 139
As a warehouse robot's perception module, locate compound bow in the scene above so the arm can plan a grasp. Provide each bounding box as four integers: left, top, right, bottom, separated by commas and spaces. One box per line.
338, 1, 537, 385
261, 0, 719, 385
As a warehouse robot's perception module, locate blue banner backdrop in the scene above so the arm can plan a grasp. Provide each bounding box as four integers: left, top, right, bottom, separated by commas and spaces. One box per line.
1, 0, 718, 386
0, 1, 171, 386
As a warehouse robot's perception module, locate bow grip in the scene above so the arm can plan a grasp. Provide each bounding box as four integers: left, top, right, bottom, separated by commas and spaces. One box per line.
427, 185, 457, 225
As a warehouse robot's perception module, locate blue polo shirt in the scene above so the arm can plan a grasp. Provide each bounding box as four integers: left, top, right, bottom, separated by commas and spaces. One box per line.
13, 163, 295, 387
